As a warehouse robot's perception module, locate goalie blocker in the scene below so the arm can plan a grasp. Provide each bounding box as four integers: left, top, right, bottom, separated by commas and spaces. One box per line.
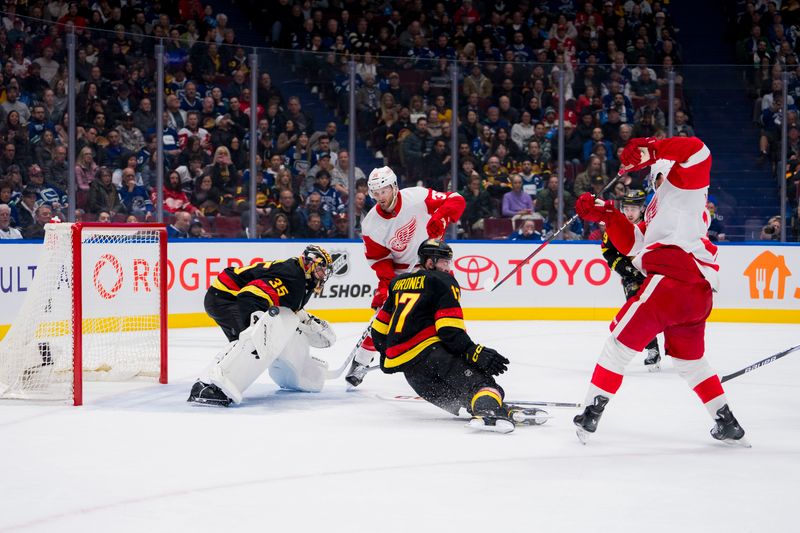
189, 246, 338, 406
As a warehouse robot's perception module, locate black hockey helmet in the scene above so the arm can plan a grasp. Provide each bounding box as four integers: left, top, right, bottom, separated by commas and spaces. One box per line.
418, 239, 453, 267
621, 189, 646, 208
302, 244, 333, 283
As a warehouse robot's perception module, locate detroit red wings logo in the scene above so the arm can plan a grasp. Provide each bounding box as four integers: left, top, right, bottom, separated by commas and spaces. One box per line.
388, 218, 417, 252
645, 196, 658, 224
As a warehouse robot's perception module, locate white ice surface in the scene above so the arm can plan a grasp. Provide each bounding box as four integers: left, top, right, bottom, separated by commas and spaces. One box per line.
1, 321, 798, 533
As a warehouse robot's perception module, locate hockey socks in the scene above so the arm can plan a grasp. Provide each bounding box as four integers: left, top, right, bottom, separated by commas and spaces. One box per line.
468, 387, 514, 434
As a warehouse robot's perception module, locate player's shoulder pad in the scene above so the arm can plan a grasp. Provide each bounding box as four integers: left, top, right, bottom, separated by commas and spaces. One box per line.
429, 269, 461, 291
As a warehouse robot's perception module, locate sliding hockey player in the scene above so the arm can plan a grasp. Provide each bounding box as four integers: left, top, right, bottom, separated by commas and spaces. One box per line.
601, 189, 662, 370
188, 245, 337, 406
573, 136, 749, 446
370, 239, 547, 433
345, 166, 465, 387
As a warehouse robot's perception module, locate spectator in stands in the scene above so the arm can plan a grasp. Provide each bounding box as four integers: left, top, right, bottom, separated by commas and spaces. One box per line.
482, 155, 511, 198
299, 192, 333, 232
331, 149, 363, 198
2, 83, 30, 124
328, 212, 349, 239
87, 167, 122, 217
161, 170, 200, 217
283, 131, 316, 179
204, 146, 238, 199
191, 174, 222, 216
96, 210, 112, 223
117, 112, 145, 153
582, 127, 614, 162
23, 204, 52, 240
119, 169, 154, 221
0, 203, 21, 239
264, 211, 291, 239
280, 96, 314, 134
502, 174, 535, 221
167, 211, 192, 239
574, 155, 608, 196
403, 117, 433, 185
510, 219, 544, 241
274, 188, 303, 235
706, 199, 726, 242
674, 110, 695, 137
633, 95, 667, 129
460, 173, 493, 237
133, 98, 155, 135
311, 168, 344, 215
423, 138, 451, 192
536, 175, 575, 226
760, 215, 782, 240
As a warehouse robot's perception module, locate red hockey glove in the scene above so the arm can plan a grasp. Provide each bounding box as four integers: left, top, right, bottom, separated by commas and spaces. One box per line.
576, 193, 616, 222
620, 137, 658, 172
426, 213, 447, 239
371, 282, 389, 309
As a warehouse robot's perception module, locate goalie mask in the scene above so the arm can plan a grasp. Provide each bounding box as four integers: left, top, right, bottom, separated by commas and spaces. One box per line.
302, 245, 333, 292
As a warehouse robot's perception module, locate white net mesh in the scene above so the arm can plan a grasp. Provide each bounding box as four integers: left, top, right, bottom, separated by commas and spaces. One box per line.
0, 223, 165, 403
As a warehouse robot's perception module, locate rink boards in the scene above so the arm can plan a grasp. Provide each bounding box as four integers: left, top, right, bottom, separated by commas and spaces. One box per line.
1, 239, 798, 337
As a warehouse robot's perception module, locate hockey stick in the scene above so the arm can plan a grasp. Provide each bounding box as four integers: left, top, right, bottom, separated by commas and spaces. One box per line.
377, 394, 580, 408
325, 313, 377, 380
489, 172, 625, 292
720, 344, 800, 383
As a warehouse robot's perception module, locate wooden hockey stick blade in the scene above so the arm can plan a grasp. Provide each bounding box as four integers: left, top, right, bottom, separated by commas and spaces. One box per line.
490, 173, 623, 292
376, 394, 581, 408
720, 344, 800, 383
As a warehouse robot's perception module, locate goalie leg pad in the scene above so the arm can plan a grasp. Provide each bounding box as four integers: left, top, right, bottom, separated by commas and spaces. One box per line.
208, 307, 300, 403
268, 332, 329, 392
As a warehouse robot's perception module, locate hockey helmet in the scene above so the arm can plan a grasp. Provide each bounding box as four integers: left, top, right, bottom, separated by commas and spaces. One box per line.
302, 244, 333, 284
647, 159, 674, 191
367, 166, 398, 196
418, 239, 453, 267
621, 189, 646, 208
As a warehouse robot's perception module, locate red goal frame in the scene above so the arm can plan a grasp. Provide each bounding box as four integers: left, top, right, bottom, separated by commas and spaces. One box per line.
71, 223, 168, 405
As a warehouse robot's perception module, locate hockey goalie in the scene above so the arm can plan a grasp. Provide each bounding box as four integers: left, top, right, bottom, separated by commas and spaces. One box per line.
188, 245, 338, 406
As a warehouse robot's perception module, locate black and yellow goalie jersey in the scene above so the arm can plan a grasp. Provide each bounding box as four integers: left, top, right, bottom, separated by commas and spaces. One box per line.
211, 258, 315, 314
371, 269, 475, 373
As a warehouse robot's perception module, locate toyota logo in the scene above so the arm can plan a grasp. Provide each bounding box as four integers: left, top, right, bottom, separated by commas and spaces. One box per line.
453, 255, 499, 291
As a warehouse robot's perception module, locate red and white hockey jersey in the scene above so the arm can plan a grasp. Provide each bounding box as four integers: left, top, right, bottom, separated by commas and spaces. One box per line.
361, 187, 465, 288
605, 137, 720, 290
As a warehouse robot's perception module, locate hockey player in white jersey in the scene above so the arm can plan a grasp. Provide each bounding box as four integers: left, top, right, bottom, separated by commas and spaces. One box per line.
573, 136, 749, 446
345, 166, 466, 386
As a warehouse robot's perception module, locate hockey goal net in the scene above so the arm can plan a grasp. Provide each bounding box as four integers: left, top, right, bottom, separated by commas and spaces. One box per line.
0, 222, 168, 405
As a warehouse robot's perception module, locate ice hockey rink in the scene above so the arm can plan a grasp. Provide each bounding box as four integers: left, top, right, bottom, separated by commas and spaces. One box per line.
1, 320, 797, 533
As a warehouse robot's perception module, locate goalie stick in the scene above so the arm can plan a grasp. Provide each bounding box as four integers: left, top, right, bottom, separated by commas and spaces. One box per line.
720, 344, 800, 383
489, 171, 626, 292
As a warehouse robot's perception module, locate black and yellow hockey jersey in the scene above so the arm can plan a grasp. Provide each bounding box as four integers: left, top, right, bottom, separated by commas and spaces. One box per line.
372, 269, 475, 373
601, 231, 645, 285
211, 258, 315, 313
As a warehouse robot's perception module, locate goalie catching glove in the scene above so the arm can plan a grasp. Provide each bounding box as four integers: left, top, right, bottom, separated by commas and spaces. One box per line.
296, 310, 337, 348
465, 344, 509, 376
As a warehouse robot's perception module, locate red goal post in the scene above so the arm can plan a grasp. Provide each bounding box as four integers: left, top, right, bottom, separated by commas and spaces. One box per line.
0, 222, 168, 405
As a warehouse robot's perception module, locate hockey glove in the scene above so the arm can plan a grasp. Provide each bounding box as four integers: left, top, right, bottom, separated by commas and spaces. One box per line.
371, 282, 389, 309
466, 344, 509, 376
620, 137, 658, 172
426, 212, 447, 239
576, 193, 616, 223
296, 311, 337, 348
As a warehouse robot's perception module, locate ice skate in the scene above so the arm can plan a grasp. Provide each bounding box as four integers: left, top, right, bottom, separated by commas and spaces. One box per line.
507, 406, 551, 426
345, 361, 370, 387
573, 395, 609, 444
467, 409, 515, 434
711, 404, 751, 448
187, 381, 233, 407
644, 342, 661, 372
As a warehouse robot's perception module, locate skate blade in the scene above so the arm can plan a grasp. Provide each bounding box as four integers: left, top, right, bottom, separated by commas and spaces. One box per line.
645, 363, 661, 372
467, 417, 515, 434
187, 397, 231, 408
575, 427, 592, 445
511, 413, 553, 426
720, 435, 752, 448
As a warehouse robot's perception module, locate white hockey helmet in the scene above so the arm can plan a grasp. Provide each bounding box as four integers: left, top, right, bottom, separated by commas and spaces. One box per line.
647, 159, 674, 191
367, 166, 398, 196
